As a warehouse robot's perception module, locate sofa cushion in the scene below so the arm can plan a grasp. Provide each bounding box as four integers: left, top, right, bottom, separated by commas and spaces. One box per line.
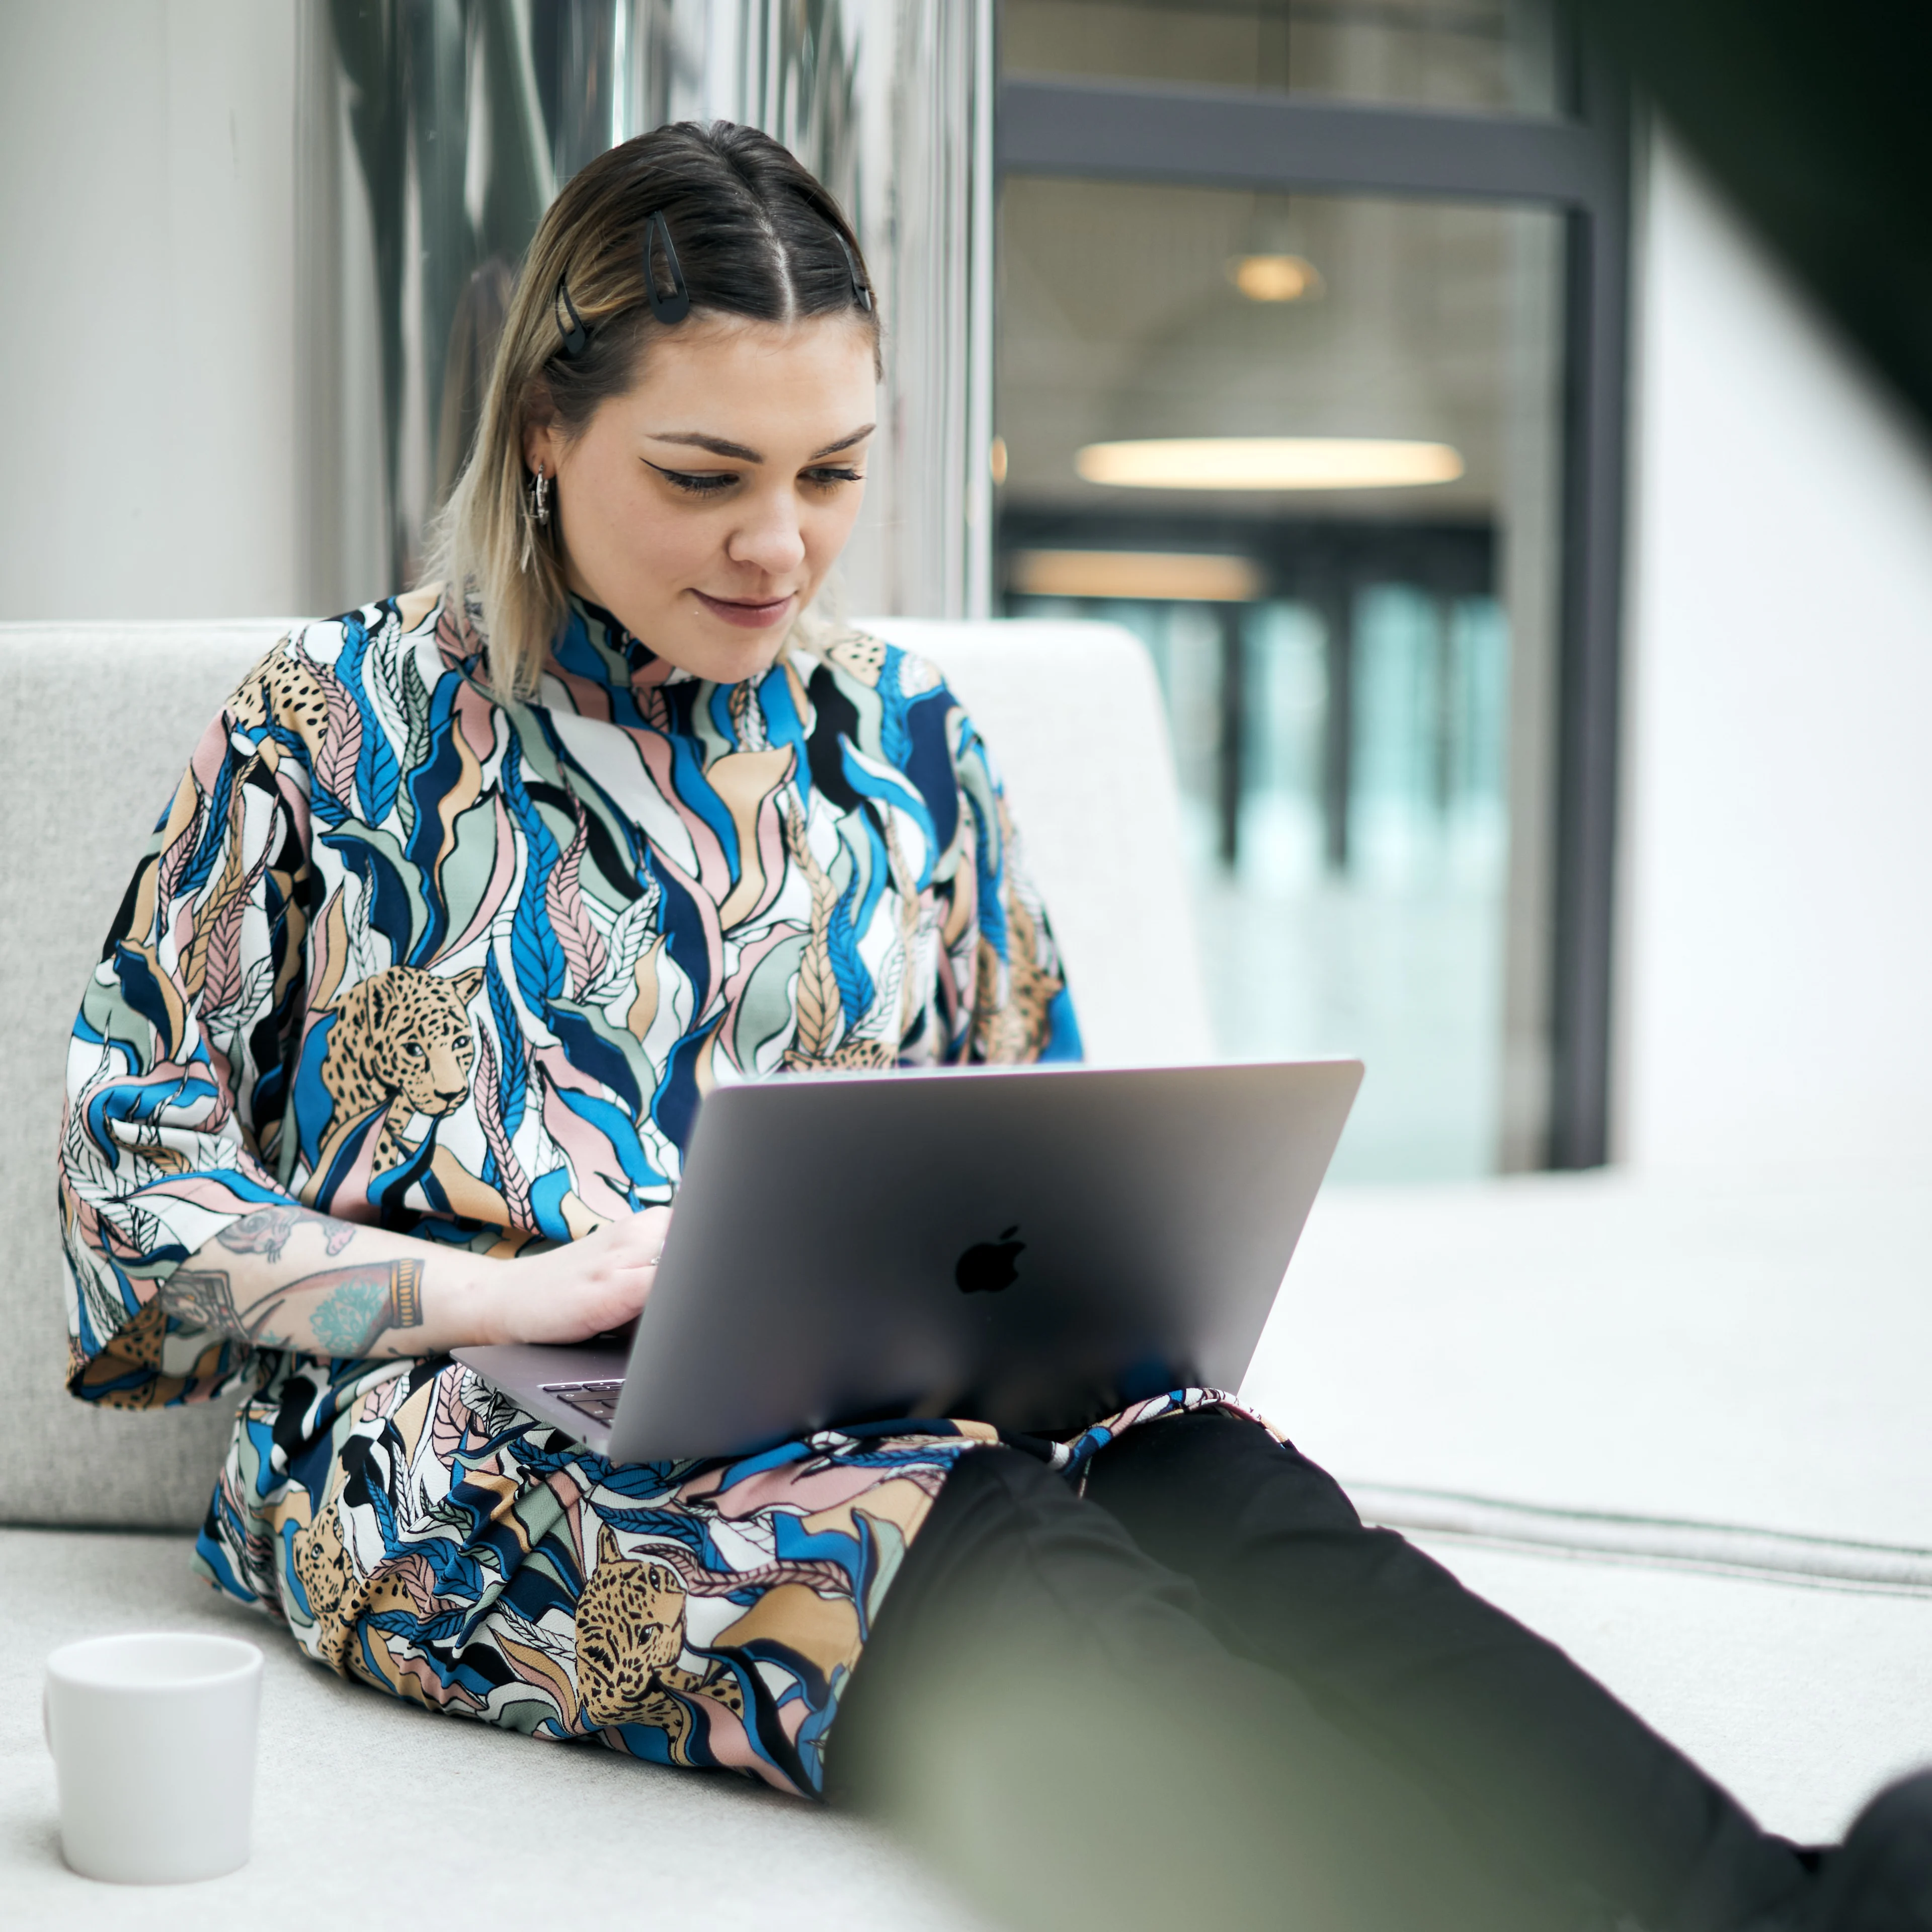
2, 1520, 1922, 1912
1246, 1167, 1932, 1547
860, 617, 1213, 1069
0, 621, 294, 1529
0, 1526, 985, 1925
1412, 1535, 1932, 1846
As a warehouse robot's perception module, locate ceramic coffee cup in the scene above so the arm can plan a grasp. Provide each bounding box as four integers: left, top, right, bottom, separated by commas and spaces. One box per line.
43, 1631, 263, 1884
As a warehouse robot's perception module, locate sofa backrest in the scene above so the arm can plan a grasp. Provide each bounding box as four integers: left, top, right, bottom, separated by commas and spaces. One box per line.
860, 617, 1211, 1069
0, 614, 1205, 1528
1, 621, 298, 1528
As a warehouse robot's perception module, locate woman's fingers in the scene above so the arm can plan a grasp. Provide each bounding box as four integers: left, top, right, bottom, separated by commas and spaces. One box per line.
639, 1203, 674, 1259
605, 1204, 673, 1266
581, 1209, 671, 1289
485, 1204, 676, 1344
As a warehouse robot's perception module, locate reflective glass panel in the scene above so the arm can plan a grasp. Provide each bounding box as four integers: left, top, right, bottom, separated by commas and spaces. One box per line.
1000, 0, 1562, 116
996, 177, 1565, 1178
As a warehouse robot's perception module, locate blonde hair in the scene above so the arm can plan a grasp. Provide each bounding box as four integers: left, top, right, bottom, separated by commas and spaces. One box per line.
424, 121, 878, 698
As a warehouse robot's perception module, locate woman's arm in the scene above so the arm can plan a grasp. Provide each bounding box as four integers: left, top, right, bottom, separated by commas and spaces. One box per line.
932, 681, 1081, 1066
164, 1203, 673, 1359
62, 630, 666, 1401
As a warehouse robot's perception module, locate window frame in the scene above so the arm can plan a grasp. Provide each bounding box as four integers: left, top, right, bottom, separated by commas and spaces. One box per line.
994, 16, 1632, 1170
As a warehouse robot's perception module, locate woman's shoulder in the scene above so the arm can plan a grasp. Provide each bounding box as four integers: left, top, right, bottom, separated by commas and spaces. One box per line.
220, 588, 439, 685
271, 586, 449, 674
215, 589, 466, 775
796, 625, 958, 711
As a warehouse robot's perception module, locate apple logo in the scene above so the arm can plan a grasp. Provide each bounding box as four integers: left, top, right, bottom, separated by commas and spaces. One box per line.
955, 1225, 1025, 1295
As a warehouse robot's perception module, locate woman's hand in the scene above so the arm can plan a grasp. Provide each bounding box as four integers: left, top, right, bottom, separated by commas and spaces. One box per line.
476, 1207, 674, 1346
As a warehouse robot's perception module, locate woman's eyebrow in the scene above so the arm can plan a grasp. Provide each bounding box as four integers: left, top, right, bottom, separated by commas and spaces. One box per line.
645, 423, 876, 464
810, 424, 876, 459
648, 431, 763, 461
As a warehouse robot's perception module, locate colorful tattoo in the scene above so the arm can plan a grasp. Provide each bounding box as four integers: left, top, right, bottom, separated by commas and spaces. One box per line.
156, 1268, 267, 1341
217, 1206, 356, 1262
158, 1244, 428, 1358
392, 1257, 425, 1329
309, 1276, 394, 1354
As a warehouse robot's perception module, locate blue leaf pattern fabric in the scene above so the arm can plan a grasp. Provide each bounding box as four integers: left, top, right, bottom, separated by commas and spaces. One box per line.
56, 589, 1239, 1797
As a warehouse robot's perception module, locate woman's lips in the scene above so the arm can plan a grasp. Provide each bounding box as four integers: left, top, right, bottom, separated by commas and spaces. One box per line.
693, 589, 796, 630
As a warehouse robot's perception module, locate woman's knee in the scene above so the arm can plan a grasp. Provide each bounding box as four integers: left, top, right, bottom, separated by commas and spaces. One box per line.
829, 1443, 1213, 1804
1084, 1404, 1364, 1546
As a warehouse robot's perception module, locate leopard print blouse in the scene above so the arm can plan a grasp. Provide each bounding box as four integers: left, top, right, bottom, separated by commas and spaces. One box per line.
56, 589, 1233, 1796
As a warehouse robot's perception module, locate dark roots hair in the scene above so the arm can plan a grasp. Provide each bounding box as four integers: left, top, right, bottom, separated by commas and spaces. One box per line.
428, 121, 880, 694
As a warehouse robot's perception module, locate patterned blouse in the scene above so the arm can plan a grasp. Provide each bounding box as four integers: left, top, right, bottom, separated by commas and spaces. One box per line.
58, 590, 1232, 1796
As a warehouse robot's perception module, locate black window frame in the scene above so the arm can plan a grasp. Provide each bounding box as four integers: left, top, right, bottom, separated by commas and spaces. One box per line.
994, 14, 1632, 1170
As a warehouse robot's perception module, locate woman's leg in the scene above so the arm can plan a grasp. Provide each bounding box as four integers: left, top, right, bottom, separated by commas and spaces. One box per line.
829, 1444, 1589, 1932
1081, 1410, 1813, 1932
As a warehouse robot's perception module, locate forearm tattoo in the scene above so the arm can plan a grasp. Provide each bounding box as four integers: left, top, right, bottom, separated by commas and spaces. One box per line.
215, 1205, 356, 1263
157, 1213, 428, 1357
306, 1259, 426, 1355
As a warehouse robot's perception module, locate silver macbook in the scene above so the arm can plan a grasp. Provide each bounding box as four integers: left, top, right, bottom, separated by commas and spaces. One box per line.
453, 1058, 1361, 1464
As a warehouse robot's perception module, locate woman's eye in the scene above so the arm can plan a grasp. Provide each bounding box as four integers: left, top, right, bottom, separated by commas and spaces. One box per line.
803, 466, 865, 491
647, 462, 738, 495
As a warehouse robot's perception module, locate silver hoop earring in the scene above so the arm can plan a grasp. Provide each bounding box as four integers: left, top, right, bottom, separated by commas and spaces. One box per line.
531, 469, 551, 526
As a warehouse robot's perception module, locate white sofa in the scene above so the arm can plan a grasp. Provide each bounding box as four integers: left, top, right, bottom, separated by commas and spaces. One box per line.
2, 615, 1926, 1924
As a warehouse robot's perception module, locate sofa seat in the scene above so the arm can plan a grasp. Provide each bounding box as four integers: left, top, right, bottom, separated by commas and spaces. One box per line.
2, 1488, 1922, 1923
0, 1524, 987, 1929
7, 1168, 1927, 1921
1241, 1165, 1932, 1846
4, 618, 1924, 1908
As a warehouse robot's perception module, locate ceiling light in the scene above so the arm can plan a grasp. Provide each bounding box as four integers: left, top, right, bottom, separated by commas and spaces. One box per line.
1009, 548, 1263, 603
1229, 254, 1324, 302
1076, 437, 1465, 492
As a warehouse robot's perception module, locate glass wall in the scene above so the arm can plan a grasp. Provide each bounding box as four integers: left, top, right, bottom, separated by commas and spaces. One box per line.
995, 175, 1565, 1180
1001, 0, 1562, 114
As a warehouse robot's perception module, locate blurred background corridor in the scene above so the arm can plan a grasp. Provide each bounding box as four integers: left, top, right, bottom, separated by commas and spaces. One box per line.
6, 0, 1930, 1189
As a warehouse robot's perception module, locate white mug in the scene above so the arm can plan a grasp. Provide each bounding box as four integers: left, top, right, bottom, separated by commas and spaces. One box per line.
43, 1631, 263, 1884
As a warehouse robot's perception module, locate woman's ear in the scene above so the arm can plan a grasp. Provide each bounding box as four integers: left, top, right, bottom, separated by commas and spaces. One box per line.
521, 382, 563, 477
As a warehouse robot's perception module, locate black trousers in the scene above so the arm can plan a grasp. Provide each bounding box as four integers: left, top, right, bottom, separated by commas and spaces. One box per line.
828, 1411, 1812, 1932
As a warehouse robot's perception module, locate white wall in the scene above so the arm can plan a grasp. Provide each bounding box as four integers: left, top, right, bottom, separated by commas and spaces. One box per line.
1618, 132, 1932, 1172
0, 1, 299, 619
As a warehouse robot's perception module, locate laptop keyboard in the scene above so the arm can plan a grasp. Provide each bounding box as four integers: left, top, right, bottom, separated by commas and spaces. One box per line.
541, 1378, 625, 1424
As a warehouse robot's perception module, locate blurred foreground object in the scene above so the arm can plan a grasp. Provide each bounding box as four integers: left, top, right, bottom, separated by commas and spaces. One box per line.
1575, 0, 1932, 433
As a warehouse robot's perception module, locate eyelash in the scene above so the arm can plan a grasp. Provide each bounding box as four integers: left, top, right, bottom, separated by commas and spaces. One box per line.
647, 462, 865, 497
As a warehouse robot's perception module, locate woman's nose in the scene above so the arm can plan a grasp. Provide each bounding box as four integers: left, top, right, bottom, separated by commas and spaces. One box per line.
728, 496, 807, 578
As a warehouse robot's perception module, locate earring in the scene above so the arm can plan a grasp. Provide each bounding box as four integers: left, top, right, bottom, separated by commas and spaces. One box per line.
531, 469, 551, 526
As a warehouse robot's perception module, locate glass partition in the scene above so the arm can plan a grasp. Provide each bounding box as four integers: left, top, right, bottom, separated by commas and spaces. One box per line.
1001, 0, 1562, 115
996, 175, 1565, 1178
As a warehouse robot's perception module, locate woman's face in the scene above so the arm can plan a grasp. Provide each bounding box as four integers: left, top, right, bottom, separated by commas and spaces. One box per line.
524, 313, 877, 684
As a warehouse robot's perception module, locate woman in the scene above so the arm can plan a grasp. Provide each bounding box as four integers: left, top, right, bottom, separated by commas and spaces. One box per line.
57, 122, 1927, 1931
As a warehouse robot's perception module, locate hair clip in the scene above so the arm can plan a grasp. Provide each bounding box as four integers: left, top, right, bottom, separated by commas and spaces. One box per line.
642, 210, 690, 324
553, 277, 589, 360
833, 230, 872, 312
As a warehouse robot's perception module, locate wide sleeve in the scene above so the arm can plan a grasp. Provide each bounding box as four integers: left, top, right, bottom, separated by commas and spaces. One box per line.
930, 690, 1082, 1067
58, 639, 321, 1408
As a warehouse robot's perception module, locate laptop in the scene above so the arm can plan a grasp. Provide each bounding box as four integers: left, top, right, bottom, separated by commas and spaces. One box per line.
452, 1058, 1362, 1464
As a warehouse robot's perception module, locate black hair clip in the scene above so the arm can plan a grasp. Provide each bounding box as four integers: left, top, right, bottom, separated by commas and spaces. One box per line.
553, 277, 589, 360
833, 230, 872, 312
642, 210, 690, 324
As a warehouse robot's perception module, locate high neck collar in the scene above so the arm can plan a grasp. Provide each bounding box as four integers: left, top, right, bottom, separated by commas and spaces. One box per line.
548, 592, 678, 694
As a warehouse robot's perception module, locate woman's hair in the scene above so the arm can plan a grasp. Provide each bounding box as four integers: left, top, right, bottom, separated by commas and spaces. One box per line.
426, 121, 880, 696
